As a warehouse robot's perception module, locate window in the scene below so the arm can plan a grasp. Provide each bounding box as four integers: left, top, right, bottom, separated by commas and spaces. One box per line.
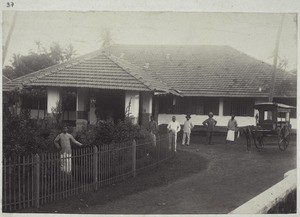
158, 96, 219, 115
263, 111, 273, 120
62, 91, 77, 111
203, 98, 219, 115
224, 98, 254, 116
274, 98, 296, 118
22, 94, 47, 110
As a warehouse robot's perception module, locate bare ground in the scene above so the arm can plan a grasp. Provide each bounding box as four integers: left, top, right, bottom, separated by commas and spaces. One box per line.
21, 135, 296, 214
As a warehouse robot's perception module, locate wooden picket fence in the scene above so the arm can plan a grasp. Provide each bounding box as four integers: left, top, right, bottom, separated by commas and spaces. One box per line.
2, 134, 172, 212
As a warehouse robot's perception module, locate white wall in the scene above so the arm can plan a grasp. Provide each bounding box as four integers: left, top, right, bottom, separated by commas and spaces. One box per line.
158, 114, 297, 129
290, 118, 297, 129
158, 114, 256, 127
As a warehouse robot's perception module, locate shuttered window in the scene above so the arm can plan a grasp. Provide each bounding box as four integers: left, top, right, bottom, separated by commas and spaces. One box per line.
158, 96, 219, 115
224, 98, 254, 116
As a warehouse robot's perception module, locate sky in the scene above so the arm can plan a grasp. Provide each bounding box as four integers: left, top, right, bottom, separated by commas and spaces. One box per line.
2, 11, 297, 70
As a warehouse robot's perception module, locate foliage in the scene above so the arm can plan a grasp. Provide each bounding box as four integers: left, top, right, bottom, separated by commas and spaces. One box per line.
51, 99, 64, 129
3, 42, 77, 80
75, 119, 152, 146
3, 109, 58, 156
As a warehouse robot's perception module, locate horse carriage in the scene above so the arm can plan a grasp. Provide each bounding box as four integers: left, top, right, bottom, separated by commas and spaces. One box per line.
240, 103, 295, 151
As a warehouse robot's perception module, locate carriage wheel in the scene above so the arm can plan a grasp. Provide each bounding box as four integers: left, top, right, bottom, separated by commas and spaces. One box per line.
278, 134, 290, 151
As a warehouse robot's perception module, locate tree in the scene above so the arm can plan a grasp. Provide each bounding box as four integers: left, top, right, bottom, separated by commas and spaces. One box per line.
3, 65, 15, 80
100, 28, 114, 48
64, 43, 77, 61
49, 42, 64, 63
3, 42, 77, 79
11, 52, 56, 78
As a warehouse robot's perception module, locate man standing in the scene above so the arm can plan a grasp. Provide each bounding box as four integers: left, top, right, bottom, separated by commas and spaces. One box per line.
54, 125, 83, 174
202, 112, 217, 145
148, 115, 158, 147
167, 116, 181, 152
227, 114, 238, 143
182, 114, 194, 146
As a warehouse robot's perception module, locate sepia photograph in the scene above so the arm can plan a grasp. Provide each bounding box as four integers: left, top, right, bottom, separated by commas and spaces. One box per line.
2, 6, 298, 215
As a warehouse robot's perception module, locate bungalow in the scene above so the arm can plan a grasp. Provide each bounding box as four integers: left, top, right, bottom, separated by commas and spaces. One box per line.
3, 50, 170, 129
3, 45, 297, 130
105, 45, 297, 129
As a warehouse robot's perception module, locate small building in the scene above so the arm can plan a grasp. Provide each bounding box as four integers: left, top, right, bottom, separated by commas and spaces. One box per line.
3, 50, 170, 129
3, 45, 297, 129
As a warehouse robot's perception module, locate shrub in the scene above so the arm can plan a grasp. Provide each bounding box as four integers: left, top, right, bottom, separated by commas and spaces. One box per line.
3, 103, 152, 156
74, 119, 152, 147
3, 108, 61, 156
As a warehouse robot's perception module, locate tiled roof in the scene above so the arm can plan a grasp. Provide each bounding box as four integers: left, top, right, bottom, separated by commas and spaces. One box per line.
3, 50, 169, 93
106, 53, 169, 93
106, 45, 297, 98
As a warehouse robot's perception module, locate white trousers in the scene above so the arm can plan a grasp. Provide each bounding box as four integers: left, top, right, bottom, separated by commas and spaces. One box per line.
150, 132, 157, 147
60, 153, 72, 174
168, 131, 177, 151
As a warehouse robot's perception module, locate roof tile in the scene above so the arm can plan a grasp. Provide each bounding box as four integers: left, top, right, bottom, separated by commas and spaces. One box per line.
3, 51, 168, 93
106, 45, 296, 98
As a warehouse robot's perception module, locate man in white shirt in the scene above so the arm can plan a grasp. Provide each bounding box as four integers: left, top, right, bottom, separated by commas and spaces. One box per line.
182, 114, 194, 146
167, 116, 181, 152
54, 125, 83, 174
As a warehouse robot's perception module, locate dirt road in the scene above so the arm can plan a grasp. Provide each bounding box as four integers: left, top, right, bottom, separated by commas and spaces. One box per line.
80, 140, 296, 214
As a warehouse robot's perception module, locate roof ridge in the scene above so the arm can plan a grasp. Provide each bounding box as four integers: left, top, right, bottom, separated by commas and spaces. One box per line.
104, 53, 152, 90
104, 52, 169, 93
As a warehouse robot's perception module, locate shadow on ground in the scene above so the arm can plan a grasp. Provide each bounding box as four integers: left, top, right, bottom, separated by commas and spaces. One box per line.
20, 150, 209, 213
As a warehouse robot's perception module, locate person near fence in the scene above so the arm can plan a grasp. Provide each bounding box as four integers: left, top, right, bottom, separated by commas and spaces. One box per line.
167, 116, 181, 152
226, 114, 238, 143
148, 115, 158, 147
202, 112, 217, 145
182, 114, 194, 146
54, 125, 83, 174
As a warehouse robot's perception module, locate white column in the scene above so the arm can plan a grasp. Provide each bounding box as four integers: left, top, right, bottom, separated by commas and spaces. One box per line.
47, 87, 61, 114
219, 98, 224, 116
125, 91, 140, 124
76, 88, 89, 129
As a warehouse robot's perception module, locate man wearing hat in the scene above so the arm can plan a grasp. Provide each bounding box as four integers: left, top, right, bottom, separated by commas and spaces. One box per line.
182, 114, 194, 146
202, 112, 217, 145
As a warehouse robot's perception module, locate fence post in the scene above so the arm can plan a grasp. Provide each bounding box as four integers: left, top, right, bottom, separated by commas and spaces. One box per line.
157, 135, 160, 164
132, 140, 137, 177
93, 145, 98, 190
33, 154, 40, 208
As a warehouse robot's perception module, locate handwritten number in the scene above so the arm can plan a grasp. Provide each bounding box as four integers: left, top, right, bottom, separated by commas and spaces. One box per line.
7, 2, 14, 7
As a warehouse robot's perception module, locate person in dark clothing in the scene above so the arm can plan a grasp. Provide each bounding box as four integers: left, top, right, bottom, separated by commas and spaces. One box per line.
202, 112, 217, 145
